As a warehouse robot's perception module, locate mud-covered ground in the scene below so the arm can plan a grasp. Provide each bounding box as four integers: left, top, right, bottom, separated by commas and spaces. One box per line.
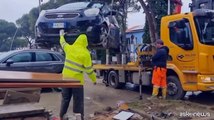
35, 76, 214, 119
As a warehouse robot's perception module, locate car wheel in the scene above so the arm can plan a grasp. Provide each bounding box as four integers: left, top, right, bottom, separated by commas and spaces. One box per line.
100, 24, 109, 48
167, 76, 186, 100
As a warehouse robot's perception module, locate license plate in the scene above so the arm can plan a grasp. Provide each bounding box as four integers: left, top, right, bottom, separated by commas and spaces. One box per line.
52, 23, 65, 28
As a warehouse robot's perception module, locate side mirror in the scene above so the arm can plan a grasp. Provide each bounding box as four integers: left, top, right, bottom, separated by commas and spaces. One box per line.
6, 59, 14, 66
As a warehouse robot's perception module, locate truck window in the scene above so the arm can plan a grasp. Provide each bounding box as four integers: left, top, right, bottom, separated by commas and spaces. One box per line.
194, 16, 214, 45
169, 19, 193, 50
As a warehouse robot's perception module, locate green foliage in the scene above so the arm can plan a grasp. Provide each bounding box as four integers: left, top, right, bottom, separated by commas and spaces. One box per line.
148, 0, 168, 36
143, 0, 172, 43
0, 20, 16, 38
16, 14, 31, 37
0, 19, 17, 51
142, 22, 151, 44
12, 38, 28, 49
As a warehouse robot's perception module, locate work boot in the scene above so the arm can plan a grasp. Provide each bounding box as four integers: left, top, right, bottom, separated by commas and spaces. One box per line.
152, 87, 159, 96
162, 87, 167, 99
147, 95, 158, 100
147, 87, 159, 100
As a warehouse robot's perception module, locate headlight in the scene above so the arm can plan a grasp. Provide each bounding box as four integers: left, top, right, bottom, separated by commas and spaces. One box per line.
201, 76, 214, 82
84, 8, 100, 17
39, 10, 46, 17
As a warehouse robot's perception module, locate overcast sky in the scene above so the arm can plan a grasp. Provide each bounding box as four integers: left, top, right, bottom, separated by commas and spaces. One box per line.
0, 0, 191, 28
127, 0, 191, 27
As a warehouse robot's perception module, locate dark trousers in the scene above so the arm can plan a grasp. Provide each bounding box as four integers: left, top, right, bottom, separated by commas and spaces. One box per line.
60, 87, 84, 119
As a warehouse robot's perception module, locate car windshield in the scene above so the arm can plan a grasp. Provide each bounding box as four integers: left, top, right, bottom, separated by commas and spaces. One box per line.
195, 16, 214, 45
0, 51, 14, 61
57, 2, 103, 11
57, 2, 89, 11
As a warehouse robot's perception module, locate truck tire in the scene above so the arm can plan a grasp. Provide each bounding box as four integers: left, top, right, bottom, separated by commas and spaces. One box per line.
167, 76, 186, 100
108, 71, 123, 89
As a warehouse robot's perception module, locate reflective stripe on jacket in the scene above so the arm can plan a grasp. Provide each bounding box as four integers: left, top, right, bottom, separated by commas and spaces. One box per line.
60, 34, 96, 85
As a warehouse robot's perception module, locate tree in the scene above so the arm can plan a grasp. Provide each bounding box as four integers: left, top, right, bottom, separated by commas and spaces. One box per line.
138, 0, 159, 44
12, 38, 28, 49
16, 14, 35, 48
0, 20, 17, 51
138, 0, 175, 43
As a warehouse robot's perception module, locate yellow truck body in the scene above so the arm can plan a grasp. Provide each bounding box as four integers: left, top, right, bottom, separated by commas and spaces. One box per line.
94, 9, 214, 99
161, 10, 214, 91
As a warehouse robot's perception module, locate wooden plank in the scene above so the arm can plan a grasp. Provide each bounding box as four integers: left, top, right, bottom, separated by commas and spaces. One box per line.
0, 82, 81, 88
0, 88, 41, 99
0, 80, 79, 83
0, 71, 81, 119
0, 70, 63, 80
0, 70, 79, 83
3, 90, 40, 105
0, 71, 82, 88
5, 116, 49, 120
0, 103, 45, 119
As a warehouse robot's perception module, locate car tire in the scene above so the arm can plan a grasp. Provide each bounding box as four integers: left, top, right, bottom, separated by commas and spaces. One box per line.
100, 24, 109, 48
167, 76, 186, 100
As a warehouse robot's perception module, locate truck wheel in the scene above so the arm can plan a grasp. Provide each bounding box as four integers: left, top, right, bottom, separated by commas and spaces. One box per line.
108, 71, 122, 89
167, 76, 186, 100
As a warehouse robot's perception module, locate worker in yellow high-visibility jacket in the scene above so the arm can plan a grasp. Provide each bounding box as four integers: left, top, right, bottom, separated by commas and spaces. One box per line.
59, 30, 96, 120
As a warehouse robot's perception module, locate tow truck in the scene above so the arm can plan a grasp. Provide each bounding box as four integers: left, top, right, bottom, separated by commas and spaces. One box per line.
93, 0, 214, 99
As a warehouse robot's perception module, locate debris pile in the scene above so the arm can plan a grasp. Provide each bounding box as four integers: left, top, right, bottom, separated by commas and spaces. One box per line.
90, 99, 214, 120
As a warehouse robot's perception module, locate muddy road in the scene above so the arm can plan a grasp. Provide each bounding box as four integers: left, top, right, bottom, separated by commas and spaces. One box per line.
39, 77, 214, 119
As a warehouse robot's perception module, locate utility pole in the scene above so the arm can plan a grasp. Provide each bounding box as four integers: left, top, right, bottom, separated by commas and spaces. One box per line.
168, 0, 171, 15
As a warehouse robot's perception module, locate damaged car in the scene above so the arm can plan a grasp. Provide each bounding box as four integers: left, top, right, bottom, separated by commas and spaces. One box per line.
35, 1, 121, 49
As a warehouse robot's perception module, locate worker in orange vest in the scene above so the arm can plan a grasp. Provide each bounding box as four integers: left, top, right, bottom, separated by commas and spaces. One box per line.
150, 39, 169, 99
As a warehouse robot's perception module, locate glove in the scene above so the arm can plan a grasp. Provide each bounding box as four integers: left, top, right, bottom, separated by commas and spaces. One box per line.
59, 29, 65, 36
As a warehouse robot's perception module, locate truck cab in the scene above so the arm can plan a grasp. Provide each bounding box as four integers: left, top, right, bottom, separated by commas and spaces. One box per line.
161, 9, 214, 98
